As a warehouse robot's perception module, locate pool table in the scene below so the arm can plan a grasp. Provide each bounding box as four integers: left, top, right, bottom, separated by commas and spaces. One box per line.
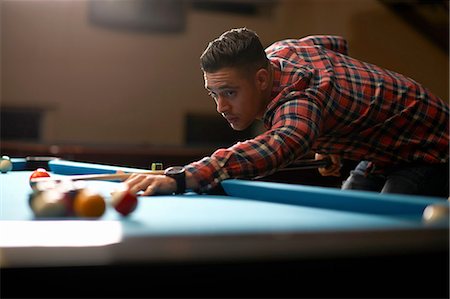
1, 159, 449, 298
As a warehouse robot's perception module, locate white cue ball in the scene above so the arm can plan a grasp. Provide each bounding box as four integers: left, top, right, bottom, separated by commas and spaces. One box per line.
0, 156, 13, 173
422, 204, 450, 224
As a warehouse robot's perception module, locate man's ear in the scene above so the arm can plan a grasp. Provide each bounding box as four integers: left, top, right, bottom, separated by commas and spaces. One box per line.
255, 68, 270, 90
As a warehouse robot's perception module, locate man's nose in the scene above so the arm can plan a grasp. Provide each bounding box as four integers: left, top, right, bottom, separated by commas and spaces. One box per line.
216, 97, 230, 114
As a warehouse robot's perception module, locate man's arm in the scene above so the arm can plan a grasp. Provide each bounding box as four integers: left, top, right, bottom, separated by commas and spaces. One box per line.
299, 35, 348, 55
185, 92, 324, 193
124, 90, 325, 195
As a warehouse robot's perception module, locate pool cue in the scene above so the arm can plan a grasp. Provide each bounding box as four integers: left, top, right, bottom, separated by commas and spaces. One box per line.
30, 158, 332, 184
280, 158, 332, 171
30, 170, 165, 184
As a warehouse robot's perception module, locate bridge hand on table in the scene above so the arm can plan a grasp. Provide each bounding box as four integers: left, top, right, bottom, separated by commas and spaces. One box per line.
122, 173, 177, 196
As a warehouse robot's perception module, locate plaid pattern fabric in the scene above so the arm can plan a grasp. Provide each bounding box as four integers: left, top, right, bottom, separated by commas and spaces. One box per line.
187, 35, 449, 192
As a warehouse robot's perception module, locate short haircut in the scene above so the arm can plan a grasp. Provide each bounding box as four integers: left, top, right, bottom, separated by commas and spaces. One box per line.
200, 28, 269, 74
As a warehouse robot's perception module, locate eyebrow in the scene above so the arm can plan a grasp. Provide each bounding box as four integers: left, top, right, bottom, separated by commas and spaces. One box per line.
205, 84, 238, 91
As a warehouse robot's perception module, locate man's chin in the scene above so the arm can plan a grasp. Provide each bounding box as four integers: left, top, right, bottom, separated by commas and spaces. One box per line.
230, 122, 249, 131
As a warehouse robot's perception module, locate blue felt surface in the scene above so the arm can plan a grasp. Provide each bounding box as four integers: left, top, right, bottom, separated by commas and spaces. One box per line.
0, 170, 445, 237
48, 159, 149, 175
11, 158, 27, 171
222, 179, 449, 217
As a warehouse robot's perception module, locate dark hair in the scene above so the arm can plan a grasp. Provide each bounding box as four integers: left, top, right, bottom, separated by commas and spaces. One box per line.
200, 28, 269, 73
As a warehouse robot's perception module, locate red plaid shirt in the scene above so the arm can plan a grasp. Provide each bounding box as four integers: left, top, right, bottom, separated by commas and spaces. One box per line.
187, 35, 449, 192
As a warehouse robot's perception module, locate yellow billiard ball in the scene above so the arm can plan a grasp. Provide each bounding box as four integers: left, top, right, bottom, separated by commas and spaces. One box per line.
0, 156, 13, 173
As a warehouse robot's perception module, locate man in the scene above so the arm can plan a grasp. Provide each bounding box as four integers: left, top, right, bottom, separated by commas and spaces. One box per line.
125, 28, 449, 198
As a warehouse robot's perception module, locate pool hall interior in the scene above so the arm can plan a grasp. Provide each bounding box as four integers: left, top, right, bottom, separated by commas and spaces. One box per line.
0, 0, 449, 298
1, 0, 448, 176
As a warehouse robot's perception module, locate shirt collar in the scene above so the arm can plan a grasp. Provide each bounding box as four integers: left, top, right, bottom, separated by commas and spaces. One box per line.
270, 61, 282, 99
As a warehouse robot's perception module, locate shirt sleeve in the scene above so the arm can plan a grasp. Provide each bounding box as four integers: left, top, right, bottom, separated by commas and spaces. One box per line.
299, 35, 348, 55
185, 91, 324, 193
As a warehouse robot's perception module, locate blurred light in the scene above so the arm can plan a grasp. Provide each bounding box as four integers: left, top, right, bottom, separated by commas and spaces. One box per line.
0, 221, 123, 247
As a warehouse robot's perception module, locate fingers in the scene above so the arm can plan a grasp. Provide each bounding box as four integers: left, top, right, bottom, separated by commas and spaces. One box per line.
316, 153, 342, 177
141, 184, 156, 196
322, 167, 341, 177
123, 174, 156, 195
122, 173, 177, 196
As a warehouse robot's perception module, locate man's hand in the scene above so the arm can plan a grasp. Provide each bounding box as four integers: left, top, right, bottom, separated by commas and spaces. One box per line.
123, 174, 177, 196
315, 153, 342, 177
122, 171, 199, 196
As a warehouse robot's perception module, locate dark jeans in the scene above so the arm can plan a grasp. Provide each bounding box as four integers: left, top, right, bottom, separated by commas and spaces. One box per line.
342, 161, 449, 198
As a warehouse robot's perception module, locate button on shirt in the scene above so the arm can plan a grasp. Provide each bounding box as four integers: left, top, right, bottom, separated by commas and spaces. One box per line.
186, 35, 449, 192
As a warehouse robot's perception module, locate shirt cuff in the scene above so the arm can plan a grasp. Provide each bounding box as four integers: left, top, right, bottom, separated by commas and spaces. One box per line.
185, 156, 230, 193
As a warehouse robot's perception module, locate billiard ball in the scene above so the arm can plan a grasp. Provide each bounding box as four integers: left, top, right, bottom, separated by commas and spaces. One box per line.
111, 186, 138, 216
58, 181, 86, 217
422, 204, 450, 224
29, 189, 43, 210
30, 189, 67, 218
30, 168, 51, 189
32, 179, 59, 192
0, 156, 13, 173
73, 189, 106, 218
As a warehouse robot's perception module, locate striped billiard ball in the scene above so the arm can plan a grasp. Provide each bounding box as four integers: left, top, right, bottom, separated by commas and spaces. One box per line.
29, 168, 51, 189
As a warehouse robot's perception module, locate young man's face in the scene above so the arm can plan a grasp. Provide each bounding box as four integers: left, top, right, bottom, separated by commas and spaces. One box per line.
204, 67, 269, 131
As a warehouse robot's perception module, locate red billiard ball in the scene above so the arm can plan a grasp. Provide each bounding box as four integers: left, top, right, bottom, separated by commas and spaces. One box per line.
29, 168, 51, 189
60, 188, 78, 217
59, 181, 86, 217
111, 186, 138, 216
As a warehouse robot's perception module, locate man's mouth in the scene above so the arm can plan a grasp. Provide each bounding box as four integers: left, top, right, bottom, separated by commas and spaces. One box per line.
225, 116, 238, 123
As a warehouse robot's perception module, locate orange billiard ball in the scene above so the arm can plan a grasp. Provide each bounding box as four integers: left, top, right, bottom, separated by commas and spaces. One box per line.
29, 168, 51, 189
73, 189, 106, 218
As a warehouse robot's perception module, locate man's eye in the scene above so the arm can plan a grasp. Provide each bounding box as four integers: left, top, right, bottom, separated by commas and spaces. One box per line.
224, 90, 236, 97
